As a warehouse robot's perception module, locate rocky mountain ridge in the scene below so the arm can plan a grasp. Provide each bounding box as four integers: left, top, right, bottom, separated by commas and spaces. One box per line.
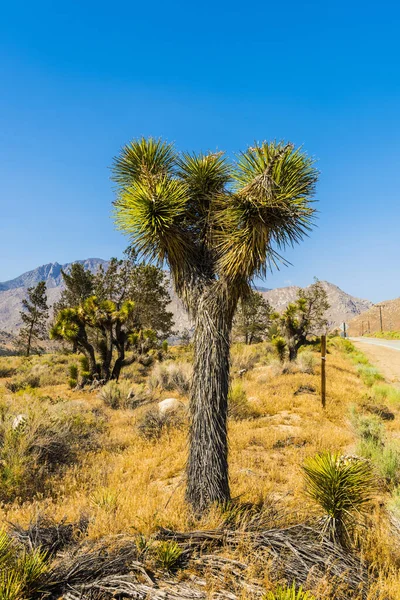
0, 260, 373, 339
260, 281, 373, 329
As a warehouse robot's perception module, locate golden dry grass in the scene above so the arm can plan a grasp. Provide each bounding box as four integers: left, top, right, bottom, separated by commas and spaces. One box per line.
1, 342, 400, 597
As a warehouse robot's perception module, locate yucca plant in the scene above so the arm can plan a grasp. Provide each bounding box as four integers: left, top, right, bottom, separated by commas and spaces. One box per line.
303, 451, 376, 545
15, 548, 49, 596
154, 540, 183, 571
263, 582, 315, 600
113, 137, 317, 513
272, 336, 287, 362
0, 530, 50, 599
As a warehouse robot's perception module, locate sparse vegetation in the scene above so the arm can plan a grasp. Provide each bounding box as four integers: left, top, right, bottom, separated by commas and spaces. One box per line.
0, 337, 399, 596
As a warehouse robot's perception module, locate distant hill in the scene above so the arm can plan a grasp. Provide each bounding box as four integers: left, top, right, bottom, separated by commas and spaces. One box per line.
348, 297, 400, 336
0, 259, 107, 333
0, 261, 373, 343
259, 281, 373, 329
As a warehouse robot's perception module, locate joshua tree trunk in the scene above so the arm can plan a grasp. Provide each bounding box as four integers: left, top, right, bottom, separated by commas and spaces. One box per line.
186, 289, 235, 514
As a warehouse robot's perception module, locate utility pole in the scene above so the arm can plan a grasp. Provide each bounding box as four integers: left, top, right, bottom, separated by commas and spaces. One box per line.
377, 305, 385, 332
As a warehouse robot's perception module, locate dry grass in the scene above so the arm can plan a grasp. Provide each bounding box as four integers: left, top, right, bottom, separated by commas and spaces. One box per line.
0, 341, 400, 596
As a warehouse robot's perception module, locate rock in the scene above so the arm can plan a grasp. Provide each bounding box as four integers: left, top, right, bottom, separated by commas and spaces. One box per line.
158, 398, 185, 414
12, 414, 27, 430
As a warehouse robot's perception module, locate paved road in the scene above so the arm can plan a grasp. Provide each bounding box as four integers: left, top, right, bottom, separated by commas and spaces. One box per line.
350, 337, 400, 351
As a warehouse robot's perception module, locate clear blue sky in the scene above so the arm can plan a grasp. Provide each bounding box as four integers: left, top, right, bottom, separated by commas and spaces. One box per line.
0, 0, 399, 302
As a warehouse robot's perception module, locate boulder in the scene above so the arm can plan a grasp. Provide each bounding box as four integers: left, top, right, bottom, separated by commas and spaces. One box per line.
158, 398, 185, 415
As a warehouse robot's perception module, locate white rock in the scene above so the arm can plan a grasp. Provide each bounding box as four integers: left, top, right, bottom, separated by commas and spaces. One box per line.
12, 414, 27, 430
158, 398, 184, 414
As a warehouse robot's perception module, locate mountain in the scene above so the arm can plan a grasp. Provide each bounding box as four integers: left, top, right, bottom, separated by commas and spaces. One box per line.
0, 259, 107, 292
0, 261, 373, 340
348, 297, 400, 336
259, 281, 373, 329
0, 259, 107, 333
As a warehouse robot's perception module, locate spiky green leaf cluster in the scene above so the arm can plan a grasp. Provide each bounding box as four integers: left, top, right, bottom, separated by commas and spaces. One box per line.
303, 451, 376, 544
112, 137, 318, 297
263, 582, 315, 600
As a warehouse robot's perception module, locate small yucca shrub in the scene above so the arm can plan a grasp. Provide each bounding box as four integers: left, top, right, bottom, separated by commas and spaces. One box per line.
303, 451, 376, 545
272, 337, 287, 362
154, 540, 182, 571
0, 530, 50, 599
263, 583, 315, 600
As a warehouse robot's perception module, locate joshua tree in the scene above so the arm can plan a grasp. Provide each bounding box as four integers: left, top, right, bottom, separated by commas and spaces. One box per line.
275, 279, 329, 360
112, 137, 318, 513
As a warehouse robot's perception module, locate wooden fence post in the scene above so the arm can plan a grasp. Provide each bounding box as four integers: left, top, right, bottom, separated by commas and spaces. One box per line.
321, 334, 327, 408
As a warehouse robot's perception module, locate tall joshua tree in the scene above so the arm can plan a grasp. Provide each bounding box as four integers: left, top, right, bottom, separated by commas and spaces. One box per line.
112, 138, 318, 514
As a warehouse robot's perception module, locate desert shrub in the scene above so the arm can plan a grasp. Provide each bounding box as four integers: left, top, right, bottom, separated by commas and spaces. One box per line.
5, 375, 41, 393
373, 384, 400, 404
303, 451, 376, 545
0, 396, 104, 502
263, 583, 315, 600
231, 344, 261, 372
98, 381, 135, 409
228, 380, 257, 419
357, 365, 384, 387
153, 540, 182, 571
297, 350, 317, 374
270, 359, 297, 377
352, 412, 384, 446
351, 409, 400, 485
0, 367, 17, 378
137, 407, 185, 440
148, 362, 192, 395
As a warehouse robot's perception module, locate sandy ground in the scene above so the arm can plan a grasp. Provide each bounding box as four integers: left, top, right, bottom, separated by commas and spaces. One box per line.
352, 339, 400, 386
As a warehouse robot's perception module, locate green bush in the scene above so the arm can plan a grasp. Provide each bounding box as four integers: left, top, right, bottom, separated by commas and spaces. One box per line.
357, 365, 384, 387
373, 384, 400, 404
